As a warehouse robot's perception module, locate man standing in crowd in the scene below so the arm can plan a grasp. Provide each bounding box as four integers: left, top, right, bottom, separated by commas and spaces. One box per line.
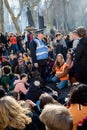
75, 26, 87, 84
55, 32, 67, 60
30, 29, 48, 79
71, 30, 79, 49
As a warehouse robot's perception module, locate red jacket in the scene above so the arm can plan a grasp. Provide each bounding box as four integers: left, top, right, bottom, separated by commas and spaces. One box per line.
10, 36, 17, 44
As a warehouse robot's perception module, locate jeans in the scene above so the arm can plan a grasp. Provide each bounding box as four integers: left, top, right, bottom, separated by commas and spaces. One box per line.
52, 76, 68, 90
57, 80, 68, 90
11, 44, 18, 53
52, 76, 59, 82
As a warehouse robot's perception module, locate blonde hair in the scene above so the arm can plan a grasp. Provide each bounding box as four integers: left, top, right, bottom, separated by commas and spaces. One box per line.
40, 104, 73, 130
0, 96, 31, 130
57, 53, 65, 64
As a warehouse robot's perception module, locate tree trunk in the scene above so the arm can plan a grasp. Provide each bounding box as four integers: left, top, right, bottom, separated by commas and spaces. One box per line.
4, 0, 21, 33
0, 0, 4, 32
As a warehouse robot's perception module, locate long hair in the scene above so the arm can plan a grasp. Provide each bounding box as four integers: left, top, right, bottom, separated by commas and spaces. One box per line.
56, 53, 65, 66
0, 96, 31, 130
52, 54, 65, 72
39, 93, 59, 109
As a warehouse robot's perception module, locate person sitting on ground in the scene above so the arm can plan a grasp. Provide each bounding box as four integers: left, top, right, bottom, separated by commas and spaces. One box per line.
1, 65, 18, 92
39, 93, 59, 110
14, 57, 29, 75
51, 53, 69, 90
14, 73, 29, 100
25, 71, 58, 103
40, 104, 73, 130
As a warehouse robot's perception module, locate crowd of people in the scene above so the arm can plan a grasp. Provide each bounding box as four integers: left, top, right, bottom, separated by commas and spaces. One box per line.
0, 26, 87, 130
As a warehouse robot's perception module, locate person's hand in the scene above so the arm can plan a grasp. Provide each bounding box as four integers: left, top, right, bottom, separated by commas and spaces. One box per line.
6, 84, 10, 89
55, 73, 58, 77
26, 99, 36, 109
34, 63, 39, 68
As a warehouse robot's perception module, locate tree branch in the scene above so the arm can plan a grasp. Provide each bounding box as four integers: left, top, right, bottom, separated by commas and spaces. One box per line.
4, 0, 21, 33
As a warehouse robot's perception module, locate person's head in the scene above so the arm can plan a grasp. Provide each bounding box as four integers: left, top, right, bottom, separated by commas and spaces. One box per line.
20, 73, 28, 83
39, 93, 58, 109
0, 96, 31, 130
76, 26, 87, 38
56, 32, 63, 40
3, 66, 11, 75
40, 104, 73, 130
27, 61, 32, 69
35, 29, 45, 40
56, 53, 65, 66
18, 57, 23, 66
7, 91, 18, 100
71, 30, 79, 40
9, 53, 15, 60
31, 71, 41, 79
11, 33, 15, 37
69, 83, 87, 106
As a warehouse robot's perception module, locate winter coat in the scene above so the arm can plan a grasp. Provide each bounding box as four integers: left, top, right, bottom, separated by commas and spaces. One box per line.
55, 39, 67, 60
75, 36, 87, 83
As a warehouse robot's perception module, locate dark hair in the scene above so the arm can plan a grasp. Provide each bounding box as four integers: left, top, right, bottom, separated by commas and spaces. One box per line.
0, 88, 5, 98
70, 84, 87, 105
31, 71, 40, 78
7, 91, 18, 100
39, 93, 58, 109
3, 66, 11, 75
20, 73, 27, 79
55, 32, 62, 37
76, 26, 86, 37
27, 61, 31, 65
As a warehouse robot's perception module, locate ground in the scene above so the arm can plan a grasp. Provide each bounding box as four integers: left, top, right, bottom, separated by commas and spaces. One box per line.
47, 82, 72, 104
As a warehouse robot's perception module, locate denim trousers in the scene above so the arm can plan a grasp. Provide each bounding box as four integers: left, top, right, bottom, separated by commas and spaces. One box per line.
52, 76, 68, 90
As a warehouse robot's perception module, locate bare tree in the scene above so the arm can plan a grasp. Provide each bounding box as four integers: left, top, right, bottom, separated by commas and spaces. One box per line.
0, 0, 4, 32
4, 0, 25, 33
4, 0, 40, 33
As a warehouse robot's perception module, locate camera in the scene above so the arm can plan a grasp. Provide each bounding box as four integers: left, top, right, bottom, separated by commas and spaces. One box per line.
68, 48, 76, 60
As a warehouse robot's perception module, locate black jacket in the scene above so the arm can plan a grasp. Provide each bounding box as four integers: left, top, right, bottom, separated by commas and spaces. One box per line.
75, 37, 87, 66
56, 39, 67, 60
75, 36, 87, 83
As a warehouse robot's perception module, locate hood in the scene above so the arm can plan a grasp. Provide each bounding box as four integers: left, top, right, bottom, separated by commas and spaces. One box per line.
13, 79, 22, 85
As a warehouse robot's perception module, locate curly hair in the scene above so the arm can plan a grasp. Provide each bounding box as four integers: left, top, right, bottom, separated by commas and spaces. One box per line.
0, 96, 31, 130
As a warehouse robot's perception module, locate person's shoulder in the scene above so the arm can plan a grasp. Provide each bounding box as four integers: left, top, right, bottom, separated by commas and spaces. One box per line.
30, 38, 37, 46
14, 79, 23, 86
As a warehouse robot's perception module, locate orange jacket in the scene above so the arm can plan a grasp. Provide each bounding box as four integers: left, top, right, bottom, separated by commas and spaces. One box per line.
55, 63, 69, 80
69, 104, 87, 130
